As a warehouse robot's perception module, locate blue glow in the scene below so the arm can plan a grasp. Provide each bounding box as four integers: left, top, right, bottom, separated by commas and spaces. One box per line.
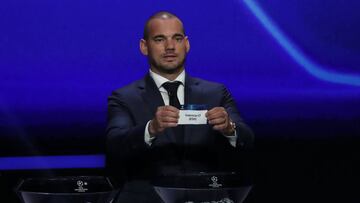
1, 0, 359, 170
243, 0, 360, 86
0, 154, 104, 170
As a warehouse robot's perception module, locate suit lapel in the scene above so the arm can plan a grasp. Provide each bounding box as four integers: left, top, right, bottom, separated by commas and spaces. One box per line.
139, 74, 178, 143
184, 74, 203, 144
184, 74, 202, 105
139, 74, 164, 117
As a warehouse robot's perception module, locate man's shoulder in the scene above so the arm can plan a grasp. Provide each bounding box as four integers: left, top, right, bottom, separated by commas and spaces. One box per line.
108, 78, 147, 104
188, 75, 226, 89
112, 78, 144, 95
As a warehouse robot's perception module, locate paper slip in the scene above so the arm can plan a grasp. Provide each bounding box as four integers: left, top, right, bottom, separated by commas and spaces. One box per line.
178, 110, 208, 125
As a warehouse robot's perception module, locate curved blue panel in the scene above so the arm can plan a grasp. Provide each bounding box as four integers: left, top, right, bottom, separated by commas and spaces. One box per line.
243, 0, 360, 86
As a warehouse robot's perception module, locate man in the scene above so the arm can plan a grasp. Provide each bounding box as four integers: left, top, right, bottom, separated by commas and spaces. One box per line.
106, 11, 253, 202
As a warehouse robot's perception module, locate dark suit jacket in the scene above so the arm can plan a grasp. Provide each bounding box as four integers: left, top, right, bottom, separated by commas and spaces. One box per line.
106, 73, 254, 182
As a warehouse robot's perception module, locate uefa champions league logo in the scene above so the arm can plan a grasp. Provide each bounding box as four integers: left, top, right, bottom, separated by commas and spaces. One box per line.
208, 176, 222, 188
74, 180, 88, 192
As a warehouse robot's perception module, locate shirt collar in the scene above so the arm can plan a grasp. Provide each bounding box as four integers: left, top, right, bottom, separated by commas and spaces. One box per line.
149, 69, 186, 89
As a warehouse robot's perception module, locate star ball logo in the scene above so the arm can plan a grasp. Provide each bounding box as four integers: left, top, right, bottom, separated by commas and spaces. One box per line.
209, 176, 222, 188
74, 180, 88, 192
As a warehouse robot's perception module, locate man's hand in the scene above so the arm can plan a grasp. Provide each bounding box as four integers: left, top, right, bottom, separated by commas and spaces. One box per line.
206, 107, 235, 135
149, 106, 179, 137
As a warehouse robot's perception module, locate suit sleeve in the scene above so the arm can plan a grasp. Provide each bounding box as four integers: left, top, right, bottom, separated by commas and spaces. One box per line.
105, 91, 151, 180
220, 85, 254, 150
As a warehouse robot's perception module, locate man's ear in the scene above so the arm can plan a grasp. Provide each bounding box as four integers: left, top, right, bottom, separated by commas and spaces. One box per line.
140, 39, 148, 55
185, 36, 190, 53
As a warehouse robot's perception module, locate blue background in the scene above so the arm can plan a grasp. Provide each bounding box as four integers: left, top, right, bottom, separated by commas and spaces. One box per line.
1, 0, 360, 168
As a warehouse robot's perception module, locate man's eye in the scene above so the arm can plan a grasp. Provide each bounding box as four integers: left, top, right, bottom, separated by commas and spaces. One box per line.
154, 38, 164, 42
175, 37, 183, 42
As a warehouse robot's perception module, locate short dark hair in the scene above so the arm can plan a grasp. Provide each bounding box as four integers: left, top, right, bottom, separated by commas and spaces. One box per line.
143, 11, 185, 39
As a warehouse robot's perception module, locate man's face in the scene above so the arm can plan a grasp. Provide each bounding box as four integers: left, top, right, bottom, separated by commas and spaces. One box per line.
140, 18, 190, 75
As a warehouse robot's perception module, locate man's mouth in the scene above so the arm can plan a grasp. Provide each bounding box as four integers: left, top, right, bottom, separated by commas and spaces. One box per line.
163, 55, 177, 61
163, 54, 177, 58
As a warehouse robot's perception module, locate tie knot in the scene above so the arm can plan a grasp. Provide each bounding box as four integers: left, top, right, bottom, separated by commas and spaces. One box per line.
162, 81, 181, 97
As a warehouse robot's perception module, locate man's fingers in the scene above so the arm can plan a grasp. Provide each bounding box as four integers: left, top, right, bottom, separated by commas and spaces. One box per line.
155, 117, 178, 128
206, 109, 227, 120
208, 117, 226, 125
159, 122, 178, 128
212, 123, 227, 131
156, 109, 179, 119
206, 107, 232, 133
151, 105, 180, 133
159, 116, 179, 124
159, 105, 179, 113
150, 116, 178, 135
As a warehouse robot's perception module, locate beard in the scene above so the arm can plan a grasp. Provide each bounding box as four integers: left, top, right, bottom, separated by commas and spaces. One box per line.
148, 55, 186, 74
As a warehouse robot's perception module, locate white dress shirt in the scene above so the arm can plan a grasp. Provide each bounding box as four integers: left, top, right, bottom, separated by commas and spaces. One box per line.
144, 69, 237, 147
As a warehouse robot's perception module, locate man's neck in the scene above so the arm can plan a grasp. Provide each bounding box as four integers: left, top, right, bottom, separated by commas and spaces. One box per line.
150, 67, 184, 81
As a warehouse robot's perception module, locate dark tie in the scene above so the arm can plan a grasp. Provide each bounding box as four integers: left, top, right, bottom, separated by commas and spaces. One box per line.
162, 81, 181, 109
162, 81, 184, 144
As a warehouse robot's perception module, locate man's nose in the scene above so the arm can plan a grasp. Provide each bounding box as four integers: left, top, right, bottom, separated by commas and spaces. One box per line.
165, 39, 175, 50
